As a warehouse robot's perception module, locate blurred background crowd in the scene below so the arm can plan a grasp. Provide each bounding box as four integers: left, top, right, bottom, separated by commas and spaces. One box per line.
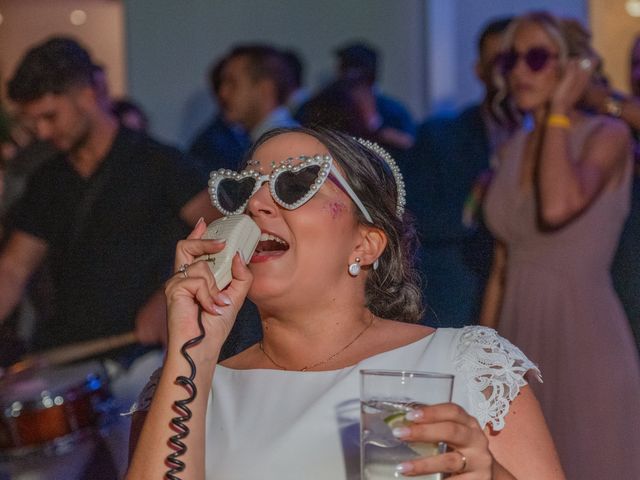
1, 1, 640, 479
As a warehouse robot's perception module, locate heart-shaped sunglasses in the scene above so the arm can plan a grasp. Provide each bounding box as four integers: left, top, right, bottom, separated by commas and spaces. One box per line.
498, 47, 559, 74
208, 154, 374, 224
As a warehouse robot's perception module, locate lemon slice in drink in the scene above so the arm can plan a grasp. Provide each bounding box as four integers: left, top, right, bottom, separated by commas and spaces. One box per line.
409, 442, 441, 457
383, 411, 408, 428
384, 411, 441, 458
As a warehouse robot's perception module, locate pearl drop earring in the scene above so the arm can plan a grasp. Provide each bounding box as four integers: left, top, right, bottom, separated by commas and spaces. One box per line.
348, 257, 361, 277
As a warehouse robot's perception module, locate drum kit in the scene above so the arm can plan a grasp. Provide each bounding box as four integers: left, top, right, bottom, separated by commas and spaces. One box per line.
0, 331, 149, 480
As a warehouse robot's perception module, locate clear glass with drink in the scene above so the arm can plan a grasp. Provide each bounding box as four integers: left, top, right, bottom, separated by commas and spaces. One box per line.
360, 370, 454, 479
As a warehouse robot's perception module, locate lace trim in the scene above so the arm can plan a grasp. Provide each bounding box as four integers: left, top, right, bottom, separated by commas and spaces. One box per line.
454, 326, 541, 431
121, 367, 162, 416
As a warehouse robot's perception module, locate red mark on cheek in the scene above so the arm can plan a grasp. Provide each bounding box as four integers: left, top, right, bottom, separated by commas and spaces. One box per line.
325, 201, 347, 219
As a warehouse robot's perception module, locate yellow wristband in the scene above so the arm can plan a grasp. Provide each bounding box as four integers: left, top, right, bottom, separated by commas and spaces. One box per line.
547, 114, 571, 129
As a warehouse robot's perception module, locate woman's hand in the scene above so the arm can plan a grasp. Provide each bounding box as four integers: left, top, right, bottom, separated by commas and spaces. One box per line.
164, 218, 253, 358
580, 80, 612, 114
550, 57, 596, 113
392, 403, 495, 478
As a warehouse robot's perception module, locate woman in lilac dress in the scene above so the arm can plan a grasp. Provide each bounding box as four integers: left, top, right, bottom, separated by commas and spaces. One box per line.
481, 12, 640, 479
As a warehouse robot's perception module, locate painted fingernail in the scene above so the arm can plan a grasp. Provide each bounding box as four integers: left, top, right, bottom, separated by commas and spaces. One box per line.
218, 293, 232, 306
395, 462, 413, 474
212, 305, 224, 315
392, 427, 411, 438
195, 217, 205, 227
406, 409, 423, 421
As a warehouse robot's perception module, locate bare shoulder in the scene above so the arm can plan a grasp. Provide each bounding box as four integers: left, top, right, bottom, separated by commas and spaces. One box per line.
579, 114, 632, 182
219, 344, 262, 369
368, 319, 435, 350
375, 319, 434, 335
586, 114, 632, 147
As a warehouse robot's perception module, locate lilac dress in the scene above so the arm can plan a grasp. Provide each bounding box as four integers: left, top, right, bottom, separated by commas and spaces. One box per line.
484, 116, 640, 479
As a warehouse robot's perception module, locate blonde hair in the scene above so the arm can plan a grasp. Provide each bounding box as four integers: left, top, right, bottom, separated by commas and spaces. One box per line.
492, 11, 598, 122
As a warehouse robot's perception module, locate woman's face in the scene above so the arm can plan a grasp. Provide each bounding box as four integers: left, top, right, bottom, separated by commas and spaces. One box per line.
244, 132, 364, 307
506, 21, 562, 112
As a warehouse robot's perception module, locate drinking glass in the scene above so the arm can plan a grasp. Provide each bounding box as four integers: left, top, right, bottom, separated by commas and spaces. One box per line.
360, 370, 454, 480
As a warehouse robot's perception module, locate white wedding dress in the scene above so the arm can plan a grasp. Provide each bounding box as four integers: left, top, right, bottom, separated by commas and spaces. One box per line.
133, 326, 539, 479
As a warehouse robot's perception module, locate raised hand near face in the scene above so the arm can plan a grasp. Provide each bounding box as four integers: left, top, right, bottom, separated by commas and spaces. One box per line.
164, 218, 253, 357
550, 57, 596, 113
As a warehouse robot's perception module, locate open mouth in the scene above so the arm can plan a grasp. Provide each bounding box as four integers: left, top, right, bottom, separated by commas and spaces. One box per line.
253, 232, 290, 259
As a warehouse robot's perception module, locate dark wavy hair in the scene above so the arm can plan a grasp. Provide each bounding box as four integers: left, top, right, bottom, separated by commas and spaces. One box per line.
248, 127, 424, 323
227, 44, 296, 105
8, 37, 95, 103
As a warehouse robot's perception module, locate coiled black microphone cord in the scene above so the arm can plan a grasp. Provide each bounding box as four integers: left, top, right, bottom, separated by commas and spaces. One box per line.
165, 306, 206, 480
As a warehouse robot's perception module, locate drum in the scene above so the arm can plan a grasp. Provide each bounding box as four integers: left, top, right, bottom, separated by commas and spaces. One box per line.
0, 361, 111, 457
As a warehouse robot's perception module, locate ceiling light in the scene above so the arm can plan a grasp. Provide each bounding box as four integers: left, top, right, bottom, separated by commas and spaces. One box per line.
70, 9, 87, 26
626, 0, 640, 17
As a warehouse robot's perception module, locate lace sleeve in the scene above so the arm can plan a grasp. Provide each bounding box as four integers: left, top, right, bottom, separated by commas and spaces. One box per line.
454, 326, 542, 431
121, 367, 162, 416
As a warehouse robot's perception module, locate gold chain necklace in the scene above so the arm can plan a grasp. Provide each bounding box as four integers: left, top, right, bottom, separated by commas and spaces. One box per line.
259, 316, 375, 371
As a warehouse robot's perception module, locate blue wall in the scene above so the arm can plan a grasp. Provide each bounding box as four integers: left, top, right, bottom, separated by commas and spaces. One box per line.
124, 0, 588, 146
124, 0, 427, 146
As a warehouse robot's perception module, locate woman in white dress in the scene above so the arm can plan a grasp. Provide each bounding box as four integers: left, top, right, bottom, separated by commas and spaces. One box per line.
126, 128, 564, 479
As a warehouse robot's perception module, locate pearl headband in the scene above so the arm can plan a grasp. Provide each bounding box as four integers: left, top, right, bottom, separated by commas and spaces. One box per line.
355, 138, 406, 217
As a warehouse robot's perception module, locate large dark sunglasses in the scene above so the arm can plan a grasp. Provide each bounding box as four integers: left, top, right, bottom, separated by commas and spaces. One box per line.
498, 47, 559, 74
208, 154, 374, 222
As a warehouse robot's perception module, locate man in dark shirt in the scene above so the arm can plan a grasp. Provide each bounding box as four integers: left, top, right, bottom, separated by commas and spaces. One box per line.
186, 54, 251, 178
217, 44, 299, 143
0, 37, 215, 351
187, 44, 299, 358
333, 42, 416, 157
406, 18, 513, 328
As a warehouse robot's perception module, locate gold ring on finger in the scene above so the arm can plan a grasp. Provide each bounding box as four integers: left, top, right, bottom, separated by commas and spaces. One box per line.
454, 450, 467, 474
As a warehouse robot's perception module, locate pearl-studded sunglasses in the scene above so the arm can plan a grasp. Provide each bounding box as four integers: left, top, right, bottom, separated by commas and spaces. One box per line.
208, 154, 374, 223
